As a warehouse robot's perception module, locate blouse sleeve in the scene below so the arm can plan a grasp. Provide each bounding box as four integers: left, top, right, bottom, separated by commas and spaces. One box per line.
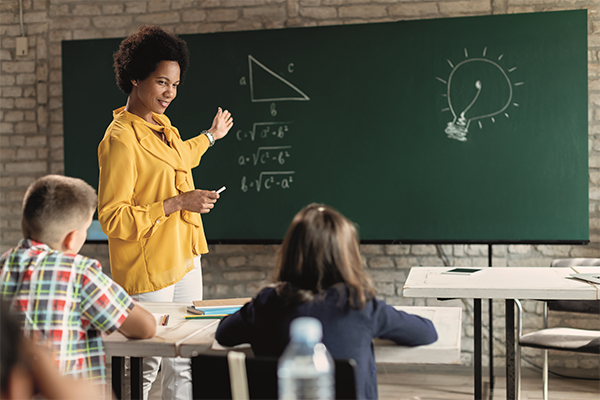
98, 136, 166, 241
183, 133, 211, 168
371, 299, 438, 346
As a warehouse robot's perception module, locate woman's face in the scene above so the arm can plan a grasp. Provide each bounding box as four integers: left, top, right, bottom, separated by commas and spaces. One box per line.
131, 60, 180, 117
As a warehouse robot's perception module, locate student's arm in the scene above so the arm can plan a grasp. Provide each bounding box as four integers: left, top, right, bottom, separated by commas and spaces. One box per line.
372, 299, 438, 346
118, 303, 156, 339
215, 296, 260, 347
215, 310, 250, 346
80, 259, 155, 339
215, 287, 274, 347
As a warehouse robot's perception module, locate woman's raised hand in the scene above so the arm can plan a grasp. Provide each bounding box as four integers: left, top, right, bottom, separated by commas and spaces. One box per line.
209, 107, 234, 140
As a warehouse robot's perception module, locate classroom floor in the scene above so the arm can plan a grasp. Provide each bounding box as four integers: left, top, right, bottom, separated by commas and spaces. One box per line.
107, 362, 600, 400
376, 364, 600, 400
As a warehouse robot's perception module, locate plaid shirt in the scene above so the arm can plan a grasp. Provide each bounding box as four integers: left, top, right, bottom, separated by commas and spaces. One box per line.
0, 239, 135, 385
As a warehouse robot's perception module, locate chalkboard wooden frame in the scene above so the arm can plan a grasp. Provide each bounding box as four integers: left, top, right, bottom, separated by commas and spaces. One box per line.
63, 10, 589, 245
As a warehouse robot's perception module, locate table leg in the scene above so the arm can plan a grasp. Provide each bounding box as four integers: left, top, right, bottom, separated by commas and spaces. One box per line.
489, 298, 494, 393
131, 357, 143, 400
112, 356, 125, 400
505, 299, 516, 400
487, 245, 494, 396
474, 299, 482, 400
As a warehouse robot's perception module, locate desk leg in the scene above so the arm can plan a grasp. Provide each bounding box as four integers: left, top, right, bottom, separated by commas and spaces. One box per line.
475, 299, 482, 400
505, 299, 516, 400
487, 244, 494, 394
489, 298, 494, 393
131, 357, 143, 400
112, 356, 125, 400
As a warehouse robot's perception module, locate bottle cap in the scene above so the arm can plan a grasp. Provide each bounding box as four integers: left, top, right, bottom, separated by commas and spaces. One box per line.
290, 317, 322, 343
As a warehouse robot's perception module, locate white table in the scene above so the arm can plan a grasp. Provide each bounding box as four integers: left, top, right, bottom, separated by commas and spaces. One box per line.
104, 302, 463, 399
178, 306, 463, 365
403, 267, 600, 300
402, 266, 600, 399
373, 306, 462, 364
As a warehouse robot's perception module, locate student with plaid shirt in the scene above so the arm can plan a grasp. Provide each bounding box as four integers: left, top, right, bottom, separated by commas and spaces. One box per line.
0, 175, 156, 388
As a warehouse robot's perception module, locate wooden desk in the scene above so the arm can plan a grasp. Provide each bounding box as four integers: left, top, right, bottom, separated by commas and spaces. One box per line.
103, 302, 219, 400
402, 266, 600, 399
104, 302, 219, 357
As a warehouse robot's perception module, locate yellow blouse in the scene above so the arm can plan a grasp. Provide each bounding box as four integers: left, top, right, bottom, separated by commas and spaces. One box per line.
98, 107, 210, 295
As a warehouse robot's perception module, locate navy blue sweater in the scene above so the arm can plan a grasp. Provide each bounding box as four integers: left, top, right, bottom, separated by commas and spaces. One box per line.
216, 285, 438, 400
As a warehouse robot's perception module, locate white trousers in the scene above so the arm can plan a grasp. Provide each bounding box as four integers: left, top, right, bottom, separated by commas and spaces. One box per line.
130, 256, 202, 400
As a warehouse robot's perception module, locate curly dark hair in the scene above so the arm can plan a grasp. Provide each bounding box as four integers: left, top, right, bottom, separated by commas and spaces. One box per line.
113, 25, 190, 94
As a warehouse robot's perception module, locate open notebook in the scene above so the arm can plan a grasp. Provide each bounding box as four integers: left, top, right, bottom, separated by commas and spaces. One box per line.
569, 273, 600, 285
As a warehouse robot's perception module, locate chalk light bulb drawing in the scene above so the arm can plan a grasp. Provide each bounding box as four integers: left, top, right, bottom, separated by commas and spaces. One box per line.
438, 48, 522, 142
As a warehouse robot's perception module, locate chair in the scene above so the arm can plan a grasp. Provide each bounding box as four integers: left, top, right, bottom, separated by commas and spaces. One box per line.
191, 352, 358, 400
515, 258, 600, 400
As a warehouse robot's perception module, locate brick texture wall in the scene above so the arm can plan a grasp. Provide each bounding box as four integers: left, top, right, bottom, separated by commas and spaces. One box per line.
1, 0, 599, 370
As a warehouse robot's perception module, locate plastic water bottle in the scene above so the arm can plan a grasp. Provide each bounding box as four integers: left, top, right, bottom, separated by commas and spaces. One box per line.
277, 317, 334, 400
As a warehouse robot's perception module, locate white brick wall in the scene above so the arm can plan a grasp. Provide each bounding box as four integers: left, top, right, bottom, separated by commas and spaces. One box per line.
1, 0, 599, 370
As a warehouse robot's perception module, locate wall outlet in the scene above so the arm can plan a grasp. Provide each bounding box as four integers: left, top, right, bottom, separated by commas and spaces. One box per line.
16, 37, 28, 56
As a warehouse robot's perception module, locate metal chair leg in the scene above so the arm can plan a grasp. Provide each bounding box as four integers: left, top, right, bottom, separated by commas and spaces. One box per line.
543, 349, 548, 400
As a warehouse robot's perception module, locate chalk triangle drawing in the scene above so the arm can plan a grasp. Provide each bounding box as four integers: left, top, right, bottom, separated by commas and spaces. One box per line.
249, 55, 310, 102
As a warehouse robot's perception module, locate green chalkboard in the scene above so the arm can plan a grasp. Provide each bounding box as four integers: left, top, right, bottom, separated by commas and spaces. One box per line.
63, 10, 589, 244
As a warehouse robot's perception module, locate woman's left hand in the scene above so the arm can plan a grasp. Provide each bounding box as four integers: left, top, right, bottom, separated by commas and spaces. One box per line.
209, 107, 234, 140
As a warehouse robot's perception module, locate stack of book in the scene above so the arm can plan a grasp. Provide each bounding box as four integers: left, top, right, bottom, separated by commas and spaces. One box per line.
185, 298, 252, 319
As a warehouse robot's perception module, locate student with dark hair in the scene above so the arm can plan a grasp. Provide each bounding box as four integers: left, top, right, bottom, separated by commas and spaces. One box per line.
0, 175, 156, 394
216, 203, 438, 400
98, 25, 233, 399
0, 300, 103, 400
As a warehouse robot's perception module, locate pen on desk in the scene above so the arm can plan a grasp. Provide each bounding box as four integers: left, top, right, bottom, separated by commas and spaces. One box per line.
162, 314, 170, 326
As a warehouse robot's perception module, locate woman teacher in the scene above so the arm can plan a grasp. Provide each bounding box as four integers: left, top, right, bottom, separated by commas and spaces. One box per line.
97, 25, 233, 400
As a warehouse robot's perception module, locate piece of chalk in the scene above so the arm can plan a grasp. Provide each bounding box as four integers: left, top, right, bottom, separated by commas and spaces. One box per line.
216, 186, 226, 194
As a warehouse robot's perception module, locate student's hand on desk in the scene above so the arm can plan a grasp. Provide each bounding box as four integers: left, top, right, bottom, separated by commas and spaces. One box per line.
119, 303, 156, 339
208, 107, 233, 140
